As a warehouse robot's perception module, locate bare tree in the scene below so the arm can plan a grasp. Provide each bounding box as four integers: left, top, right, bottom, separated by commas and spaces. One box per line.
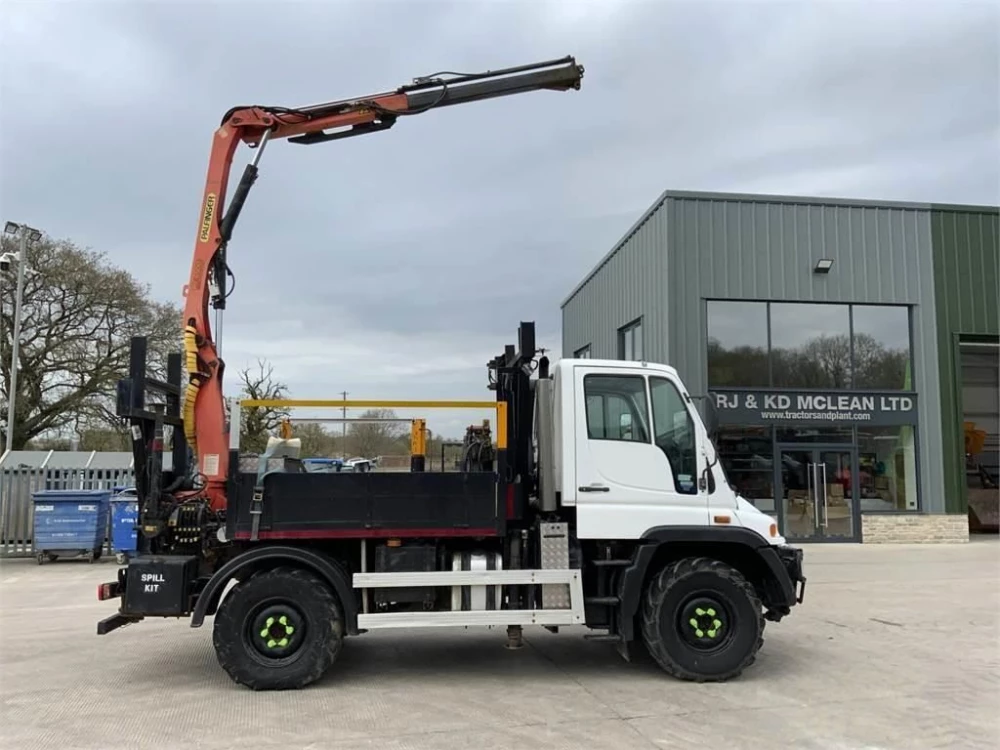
348, 408, 407, 458
292, 422, 341, 458
851, 333, 909, 388
0, 233, 181, 451
802, 334, 852, 388
78, 427, 131, 452
706, 338, 769, 386
238, 359, 290, 453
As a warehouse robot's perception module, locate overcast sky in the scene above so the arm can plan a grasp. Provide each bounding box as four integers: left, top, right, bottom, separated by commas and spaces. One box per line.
1, 0, 997, 438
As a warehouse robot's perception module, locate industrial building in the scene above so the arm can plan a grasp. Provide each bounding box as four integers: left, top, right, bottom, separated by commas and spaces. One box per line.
561, 190, 998, 543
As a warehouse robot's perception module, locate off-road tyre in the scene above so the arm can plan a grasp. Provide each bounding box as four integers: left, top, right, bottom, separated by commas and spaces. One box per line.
641, 556, 763, 682
213, 566, 344, 690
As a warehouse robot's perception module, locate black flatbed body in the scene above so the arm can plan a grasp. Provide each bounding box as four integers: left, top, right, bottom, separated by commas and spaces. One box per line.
226, 470, 501, 541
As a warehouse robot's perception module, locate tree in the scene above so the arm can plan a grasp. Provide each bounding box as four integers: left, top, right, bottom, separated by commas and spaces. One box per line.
706, 338, 769, 386
801, 334, 852, 388
293, 422, 341, 458
78, 427, 131, 452
238, 359, 290, 453
0, 233, 181, 451
348, 408, 407, 458
851, 333, 908, 388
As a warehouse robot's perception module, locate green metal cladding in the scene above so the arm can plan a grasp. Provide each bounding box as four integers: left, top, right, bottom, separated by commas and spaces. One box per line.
931, 206, 1000, 513
562, 191, 999, 519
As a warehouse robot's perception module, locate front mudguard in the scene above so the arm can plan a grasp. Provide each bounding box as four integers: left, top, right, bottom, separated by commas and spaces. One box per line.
616, 527, 806, 641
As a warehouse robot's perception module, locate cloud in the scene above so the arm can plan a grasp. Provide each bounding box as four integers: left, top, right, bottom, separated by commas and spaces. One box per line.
1, 0, 997, 438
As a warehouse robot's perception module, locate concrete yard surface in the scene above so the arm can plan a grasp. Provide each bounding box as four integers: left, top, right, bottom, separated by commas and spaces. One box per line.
1, 540, 998, 750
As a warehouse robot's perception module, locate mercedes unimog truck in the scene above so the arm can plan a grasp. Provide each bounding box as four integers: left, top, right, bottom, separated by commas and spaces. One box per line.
94, 55, 805, 689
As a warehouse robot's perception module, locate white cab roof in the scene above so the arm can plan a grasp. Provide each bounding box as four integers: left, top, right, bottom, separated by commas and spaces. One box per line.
553, 358, 680, 379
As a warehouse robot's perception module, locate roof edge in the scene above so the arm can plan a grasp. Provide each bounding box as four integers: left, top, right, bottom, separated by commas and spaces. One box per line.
664, 189, 999, 213
926, 201, 1000, 214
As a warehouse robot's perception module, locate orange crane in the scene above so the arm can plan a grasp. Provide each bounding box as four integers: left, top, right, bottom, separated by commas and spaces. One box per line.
178, 57, 585, 510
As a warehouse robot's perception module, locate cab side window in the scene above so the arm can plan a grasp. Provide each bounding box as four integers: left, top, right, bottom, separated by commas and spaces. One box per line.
649, 376, 697, 494
584, 375, 650, 443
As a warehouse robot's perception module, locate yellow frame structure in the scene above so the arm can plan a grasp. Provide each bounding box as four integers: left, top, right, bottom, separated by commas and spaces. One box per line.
240, 399, 508, 450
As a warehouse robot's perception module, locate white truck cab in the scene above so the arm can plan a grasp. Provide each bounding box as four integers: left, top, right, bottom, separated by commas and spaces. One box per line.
550, 358, 783, 545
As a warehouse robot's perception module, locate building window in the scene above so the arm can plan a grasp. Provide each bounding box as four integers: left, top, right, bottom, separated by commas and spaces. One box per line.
707, 301, 769, 387
618, 318, 643, 361
706, 301, 913, 390
583, 374, 649, 442
856, 425, 919, 511
774, 426, 853, 444
770, 302, 852, 388
574, 344, 591, 359
649, 376, 697, 494
715, 426, 775, 514
851, 305, 912, 389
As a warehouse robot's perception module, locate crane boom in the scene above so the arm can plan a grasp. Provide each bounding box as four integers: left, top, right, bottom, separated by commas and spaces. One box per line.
180, 55, 585, 510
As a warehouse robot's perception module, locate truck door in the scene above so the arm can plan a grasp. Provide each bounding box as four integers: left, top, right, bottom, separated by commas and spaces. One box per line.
573, 366, 709, 540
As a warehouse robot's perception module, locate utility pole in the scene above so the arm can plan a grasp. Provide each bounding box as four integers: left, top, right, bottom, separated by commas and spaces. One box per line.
340, 390, 348, 456
2, 221, 40, 453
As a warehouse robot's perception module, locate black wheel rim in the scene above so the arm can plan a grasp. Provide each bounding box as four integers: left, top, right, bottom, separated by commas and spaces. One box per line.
245, 601, 307, 664
676, 594, 735, 652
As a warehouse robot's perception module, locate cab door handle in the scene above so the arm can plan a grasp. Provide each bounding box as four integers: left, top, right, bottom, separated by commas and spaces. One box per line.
579, 484, 609, 492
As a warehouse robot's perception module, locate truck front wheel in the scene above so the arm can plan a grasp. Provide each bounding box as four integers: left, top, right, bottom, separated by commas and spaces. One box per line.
212, 566, 345, 690
641, 556, 763, 682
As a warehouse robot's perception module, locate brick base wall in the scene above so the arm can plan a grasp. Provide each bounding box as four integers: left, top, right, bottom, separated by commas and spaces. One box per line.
861, 513, 969, 543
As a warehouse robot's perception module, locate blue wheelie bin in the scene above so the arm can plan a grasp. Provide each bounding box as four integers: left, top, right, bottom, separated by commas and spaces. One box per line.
109, 489, 139, 564
32, 489, 112, 564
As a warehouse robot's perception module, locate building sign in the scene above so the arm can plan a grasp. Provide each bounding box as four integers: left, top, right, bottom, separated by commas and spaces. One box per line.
709, 389, 918, 426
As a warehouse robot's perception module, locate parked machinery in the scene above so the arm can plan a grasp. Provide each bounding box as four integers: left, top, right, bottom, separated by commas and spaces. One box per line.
460, 420, 495, 473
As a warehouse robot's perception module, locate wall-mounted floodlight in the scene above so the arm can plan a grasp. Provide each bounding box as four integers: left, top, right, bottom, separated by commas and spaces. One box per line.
814, 258, 834, 274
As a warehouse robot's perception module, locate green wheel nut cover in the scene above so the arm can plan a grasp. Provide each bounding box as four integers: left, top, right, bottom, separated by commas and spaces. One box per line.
259, 613, 295, 648
688, 608, 725, 639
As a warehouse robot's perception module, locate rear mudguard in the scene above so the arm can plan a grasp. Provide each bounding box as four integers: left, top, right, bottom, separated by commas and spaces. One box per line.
189, 545, 359, 634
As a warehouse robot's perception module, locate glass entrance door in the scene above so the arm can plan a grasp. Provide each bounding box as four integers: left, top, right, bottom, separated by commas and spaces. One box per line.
778, 445, 858, 541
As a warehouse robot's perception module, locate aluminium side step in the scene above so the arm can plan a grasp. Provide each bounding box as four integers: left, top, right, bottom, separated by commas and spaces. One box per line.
352, 569, 585, 629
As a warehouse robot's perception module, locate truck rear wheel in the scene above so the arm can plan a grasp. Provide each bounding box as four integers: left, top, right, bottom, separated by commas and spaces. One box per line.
212, 566, 344, 690
640, 556, 763, 682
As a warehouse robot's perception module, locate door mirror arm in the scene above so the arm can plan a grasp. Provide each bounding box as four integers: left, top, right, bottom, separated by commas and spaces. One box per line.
692, 395, 721, 493
699, 452, 720, 491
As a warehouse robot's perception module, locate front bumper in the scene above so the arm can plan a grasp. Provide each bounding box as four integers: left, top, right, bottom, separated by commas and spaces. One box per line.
775, 544, 807, 605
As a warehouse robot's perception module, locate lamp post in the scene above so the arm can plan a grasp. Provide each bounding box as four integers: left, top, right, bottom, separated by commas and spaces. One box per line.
3, 221, 41, 452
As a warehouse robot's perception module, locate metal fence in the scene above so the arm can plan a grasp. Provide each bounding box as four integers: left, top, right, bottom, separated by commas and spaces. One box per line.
0, 448, 467, 558
0, 466, 135, 558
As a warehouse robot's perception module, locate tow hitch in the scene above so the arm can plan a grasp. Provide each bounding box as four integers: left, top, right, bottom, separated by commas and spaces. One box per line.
96, 613, 143, 635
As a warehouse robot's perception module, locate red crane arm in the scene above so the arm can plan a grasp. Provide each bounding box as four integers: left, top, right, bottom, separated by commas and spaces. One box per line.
180, 56, 584, 509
